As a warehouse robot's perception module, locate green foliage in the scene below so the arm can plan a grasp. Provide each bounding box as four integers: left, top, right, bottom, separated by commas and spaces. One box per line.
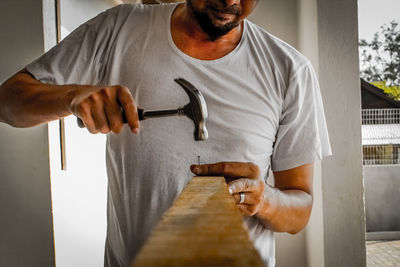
371, 81, 400, 101
359, 21, 400, 91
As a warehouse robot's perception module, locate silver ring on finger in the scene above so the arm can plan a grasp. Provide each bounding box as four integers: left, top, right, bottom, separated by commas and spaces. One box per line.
239, 192, 245, 204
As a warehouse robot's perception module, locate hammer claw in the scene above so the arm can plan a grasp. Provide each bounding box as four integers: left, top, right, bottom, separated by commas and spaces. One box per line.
174, 78, 208, 141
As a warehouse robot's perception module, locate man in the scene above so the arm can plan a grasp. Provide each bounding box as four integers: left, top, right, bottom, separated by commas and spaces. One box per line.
0, 0, 331, 266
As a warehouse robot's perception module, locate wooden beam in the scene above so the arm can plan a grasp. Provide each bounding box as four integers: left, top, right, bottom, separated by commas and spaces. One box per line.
132, 177, 264, 267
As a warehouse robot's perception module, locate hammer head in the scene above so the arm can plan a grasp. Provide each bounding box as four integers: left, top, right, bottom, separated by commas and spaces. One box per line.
174, 78, 208, 141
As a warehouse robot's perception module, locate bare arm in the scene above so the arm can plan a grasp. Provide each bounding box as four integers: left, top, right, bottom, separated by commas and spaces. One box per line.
0, 69, 72, 127
191, 162, 314, 234
256, 163, 313, 234
0, 69, 139, 133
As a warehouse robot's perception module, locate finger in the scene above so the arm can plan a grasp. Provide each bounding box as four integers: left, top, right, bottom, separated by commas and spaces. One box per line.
232, 192, 258, 205
232, 193, 241, 204
83, 115, 98, 134
104, 100, 124, 133
228, 178, 260, 195
190, 162, 260, 179
76, 102, 98, 134
238, 204, 258, 217
90, 99, 110, 134
117, 86, 139, 133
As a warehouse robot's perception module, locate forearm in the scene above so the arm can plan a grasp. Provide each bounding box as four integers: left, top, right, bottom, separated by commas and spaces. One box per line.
0, 71, 75, 127
255, 186, 313, 234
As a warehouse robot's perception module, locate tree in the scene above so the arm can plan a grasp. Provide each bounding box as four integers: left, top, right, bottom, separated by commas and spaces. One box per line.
359, 21, 400, 100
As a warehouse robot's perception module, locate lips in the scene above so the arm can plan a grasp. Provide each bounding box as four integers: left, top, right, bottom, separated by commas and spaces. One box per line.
213, 10, 234, 20
209, 6, 238, 21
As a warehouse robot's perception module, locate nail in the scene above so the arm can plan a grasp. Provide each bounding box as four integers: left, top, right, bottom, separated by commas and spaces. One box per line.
193, 166, 199, 174
229, 187, 233, 195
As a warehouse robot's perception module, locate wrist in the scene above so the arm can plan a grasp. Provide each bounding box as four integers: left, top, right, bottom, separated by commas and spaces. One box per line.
62, 84, 97, 115
61, 85, 76, 114
254, 186, 277, 225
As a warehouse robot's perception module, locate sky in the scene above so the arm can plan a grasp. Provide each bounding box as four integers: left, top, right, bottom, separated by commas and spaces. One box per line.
358, 0, 400, 41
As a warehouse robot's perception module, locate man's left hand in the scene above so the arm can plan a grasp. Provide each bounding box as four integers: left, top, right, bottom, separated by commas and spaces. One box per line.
190, 162, 265, 216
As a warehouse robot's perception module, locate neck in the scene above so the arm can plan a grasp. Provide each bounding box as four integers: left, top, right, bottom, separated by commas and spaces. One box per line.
170, 3, 244, 60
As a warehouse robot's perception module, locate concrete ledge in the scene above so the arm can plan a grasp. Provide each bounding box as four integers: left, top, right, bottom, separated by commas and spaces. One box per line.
367, 231, 400, 241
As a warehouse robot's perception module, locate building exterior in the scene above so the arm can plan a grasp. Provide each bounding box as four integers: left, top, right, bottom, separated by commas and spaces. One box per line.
361, 79, 400, 235
361, 78, 400, 109
361, 79, 400, 165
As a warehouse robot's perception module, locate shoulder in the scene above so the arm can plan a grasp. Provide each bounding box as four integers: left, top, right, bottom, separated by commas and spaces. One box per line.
244, 20, 311, 76
98, 3, 177, 29
98, 4, 149, 24
81, 3, 176, 37
110, 3, 178, 17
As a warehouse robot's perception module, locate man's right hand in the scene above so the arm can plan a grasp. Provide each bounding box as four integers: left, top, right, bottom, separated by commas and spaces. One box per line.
0, 69, 139, 134
69, 85, 140, 134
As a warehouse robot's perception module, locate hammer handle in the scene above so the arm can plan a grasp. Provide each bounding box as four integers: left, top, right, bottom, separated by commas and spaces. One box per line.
76, 108, 181, 128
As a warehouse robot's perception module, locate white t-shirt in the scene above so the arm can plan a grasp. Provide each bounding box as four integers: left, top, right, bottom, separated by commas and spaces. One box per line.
26, 3, 331, 267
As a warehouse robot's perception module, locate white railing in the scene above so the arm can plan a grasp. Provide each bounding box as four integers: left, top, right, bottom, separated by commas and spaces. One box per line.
363, 144, 400, 165
362, 108, 400, 125
362, 108, 400, 165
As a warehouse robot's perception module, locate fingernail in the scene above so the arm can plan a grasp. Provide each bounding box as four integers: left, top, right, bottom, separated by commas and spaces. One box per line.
193, 166, 200, 174
131, 127, 139, 133
228, 187, 233, 195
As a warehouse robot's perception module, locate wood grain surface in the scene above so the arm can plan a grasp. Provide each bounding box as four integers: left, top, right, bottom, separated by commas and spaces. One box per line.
132, 176, 264, 267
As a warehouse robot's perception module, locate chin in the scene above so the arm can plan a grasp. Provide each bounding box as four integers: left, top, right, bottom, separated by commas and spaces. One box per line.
212, 20, 235, 29
188, 0, 240, 40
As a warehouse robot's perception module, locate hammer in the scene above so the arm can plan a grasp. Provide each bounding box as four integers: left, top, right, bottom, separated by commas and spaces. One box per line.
77, 78, 208, 141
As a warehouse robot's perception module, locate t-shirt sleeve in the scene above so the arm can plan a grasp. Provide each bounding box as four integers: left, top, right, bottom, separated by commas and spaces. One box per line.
271, 61, 332, 172
25, 5, 124, 86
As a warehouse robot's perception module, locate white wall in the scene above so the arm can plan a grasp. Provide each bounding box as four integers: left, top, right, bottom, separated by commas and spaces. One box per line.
0, 0, 56, 266
250, 0, 298, 48
49, 1, 115, 267
298, 0, 319, 70
317, 0, 366, 266
297, 1, 325, 267
364, 165, 400, 232
61, 0, 114, 31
